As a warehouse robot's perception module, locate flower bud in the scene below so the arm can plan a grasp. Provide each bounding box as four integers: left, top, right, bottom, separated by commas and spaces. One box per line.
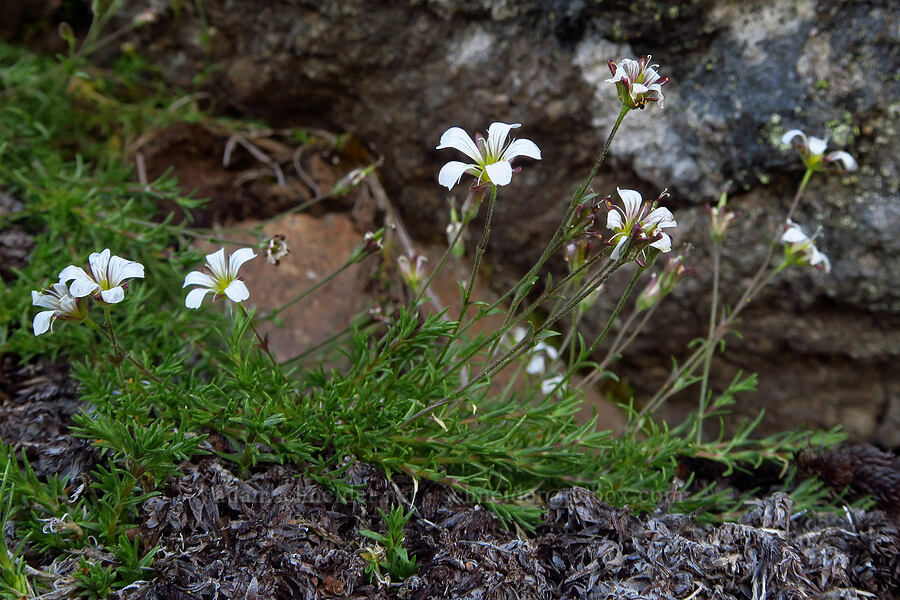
708, 191, 735, 244
636, 273, 662, 312
446, 221, 465, 258
635, 254, 692, 311
397, 251, 428, 293
263, 234, 290, 265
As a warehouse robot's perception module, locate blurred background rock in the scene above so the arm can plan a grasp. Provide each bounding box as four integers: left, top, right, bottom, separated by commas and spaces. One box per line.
4, 0, 897, 446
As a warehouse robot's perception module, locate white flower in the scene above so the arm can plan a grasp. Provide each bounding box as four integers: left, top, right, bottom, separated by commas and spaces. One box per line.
540, 374, 565, 396
436, 122, 542, 190
781, 129, 858, 172
32, 282, 85, 336
526, 342, 559, 375
606, 188, 677, 263
782, 220, 831, 273
58, 249, 145, 304
606, 56, 669, 109
183, 248, 257, 308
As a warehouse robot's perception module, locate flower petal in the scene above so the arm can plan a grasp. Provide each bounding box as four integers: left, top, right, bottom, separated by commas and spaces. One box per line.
782, 222, 809, 244
437, 161, 475, 190
811, 249, 831, 273
185, 287, 213, 309
644, 207, 676, 228
807, 136, 828, 156
107, 256, 144, 284
65, 269, 100, 298
617, 188, 643, 219
205, 248, 228, 278
610, 235, 629, 260
541, 375, 564, 395
223, 279, 250, 303
32, 290, 59, 310
436, 127, 482, 162
228, 248, 257, 276
536, 342, 559, 360
781, 129, 806, 146
33, 310, 56, 336
87, 249, 111, 282
502, 138, 542, 161
183, 270, 216, 289
606, 209, 625, 230
58, 265, 86, 284
826, 150, 857, 172
525, 354, 545, 375
484, 160, 513, 186
99, 286, 125, 304
605, 59, 634, 83
650, 232, 672, 253
486, 122, 520, 157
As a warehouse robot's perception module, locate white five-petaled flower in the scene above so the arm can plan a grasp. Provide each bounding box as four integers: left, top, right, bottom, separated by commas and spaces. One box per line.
436, 122, 542, 190
59, 248, 145, 304
781, 129, 858, 173
782, 220, 831, 273
183, 248, 257, 309
606, 188, 677, 263
606, 56, 670, 110
32, 282, 85, 336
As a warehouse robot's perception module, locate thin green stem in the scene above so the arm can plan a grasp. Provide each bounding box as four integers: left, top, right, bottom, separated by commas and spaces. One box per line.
494, 106, 630, 367
632, 167, 815, 431
562, 305, 583, 366
459, 185, 498, 323
434, 185, 497, 366
413, 210, 470, 305
262, 260, 355, 320
447, 250, 616, 377
84, 314, 167, 387
786, 168, 814, 224
505, 106, 629, 320
556, 265, 643, 390
732, 167, 814, 312
239, 304, 285, 378
406, 255, 627, 426
582, 266, 644, 360
128, 218, 251, 246
580, 302, 658, 390
634, 269, 780, 429
584, 106, 630, 192
101, 305, 125, 385
279, 311, 377, 367
696, 243, 721, 444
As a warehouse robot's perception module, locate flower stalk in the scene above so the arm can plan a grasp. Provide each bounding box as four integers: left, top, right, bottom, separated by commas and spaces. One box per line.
696, 242, 721, 444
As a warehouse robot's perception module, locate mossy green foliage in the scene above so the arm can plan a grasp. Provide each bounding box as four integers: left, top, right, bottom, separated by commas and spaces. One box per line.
0, 38, 849, 598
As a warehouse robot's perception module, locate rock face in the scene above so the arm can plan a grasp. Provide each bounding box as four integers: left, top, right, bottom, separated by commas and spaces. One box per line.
122, 0, 897, 443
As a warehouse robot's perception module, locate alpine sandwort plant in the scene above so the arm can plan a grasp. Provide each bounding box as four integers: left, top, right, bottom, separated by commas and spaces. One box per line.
0, 8, 861, 596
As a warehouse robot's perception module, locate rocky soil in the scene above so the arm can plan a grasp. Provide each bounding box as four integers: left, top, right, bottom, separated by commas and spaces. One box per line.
2, 354, 899, 600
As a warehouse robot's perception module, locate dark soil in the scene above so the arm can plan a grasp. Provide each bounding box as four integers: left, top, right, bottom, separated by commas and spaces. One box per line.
2, 355, 899, 600
123, 457, 900, 600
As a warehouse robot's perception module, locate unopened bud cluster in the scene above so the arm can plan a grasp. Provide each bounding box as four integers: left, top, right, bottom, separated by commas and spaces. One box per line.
636, 254, 692, 311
